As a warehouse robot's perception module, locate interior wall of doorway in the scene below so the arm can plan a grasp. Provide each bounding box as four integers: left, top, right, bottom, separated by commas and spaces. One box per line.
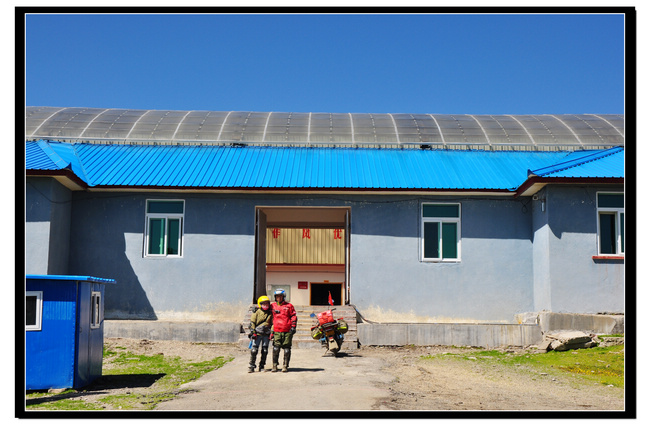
254, 206, 350, 307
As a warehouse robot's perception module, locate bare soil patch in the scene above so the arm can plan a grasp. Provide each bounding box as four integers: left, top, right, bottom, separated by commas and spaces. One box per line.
366, 345, 624, 411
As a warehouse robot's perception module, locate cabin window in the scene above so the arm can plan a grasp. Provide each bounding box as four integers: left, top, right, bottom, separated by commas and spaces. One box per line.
597, 192, 624, 255
145, 200, 184, 257
26, 291, 42, 331
421, 203, 461, 262
90, 291, 102, 329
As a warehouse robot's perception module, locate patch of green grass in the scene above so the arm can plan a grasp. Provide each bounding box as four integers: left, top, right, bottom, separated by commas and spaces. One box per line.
423, 345, 624, 388
25, 346, 232, 411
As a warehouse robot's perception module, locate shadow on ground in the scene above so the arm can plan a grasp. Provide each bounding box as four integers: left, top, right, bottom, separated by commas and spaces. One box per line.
25, 373, 166, 406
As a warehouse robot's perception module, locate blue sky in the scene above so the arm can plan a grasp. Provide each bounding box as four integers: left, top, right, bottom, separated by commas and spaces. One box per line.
24, 12, 626, 115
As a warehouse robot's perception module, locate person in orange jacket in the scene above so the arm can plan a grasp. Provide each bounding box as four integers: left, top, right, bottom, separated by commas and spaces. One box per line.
270, 289, 297, 372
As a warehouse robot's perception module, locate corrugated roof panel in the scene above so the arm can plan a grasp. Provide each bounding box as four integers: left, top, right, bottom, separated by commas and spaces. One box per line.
26, 141, 624, 191
532, 147, 624, 178
25, 141, 61, 170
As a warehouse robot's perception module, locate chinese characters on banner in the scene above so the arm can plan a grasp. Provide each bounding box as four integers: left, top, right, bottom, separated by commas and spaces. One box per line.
271, 228, 343, 239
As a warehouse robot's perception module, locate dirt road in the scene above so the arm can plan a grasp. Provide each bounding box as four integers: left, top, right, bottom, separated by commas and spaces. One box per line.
146, 341, 624, 412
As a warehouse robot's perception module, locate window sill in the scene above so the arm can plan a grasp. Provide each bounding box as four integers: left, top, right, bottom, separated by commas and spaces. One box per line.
592, 255, 624, 261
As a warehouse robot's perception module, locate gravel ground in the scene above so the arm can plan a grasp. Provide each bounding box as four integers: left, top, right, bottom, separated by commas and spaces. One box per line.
94, 338, 626, 412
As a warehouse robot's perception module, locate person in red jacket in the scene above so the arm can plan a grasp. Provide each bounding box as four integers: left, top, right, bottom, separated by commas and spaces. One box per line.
270, 288, 297, 372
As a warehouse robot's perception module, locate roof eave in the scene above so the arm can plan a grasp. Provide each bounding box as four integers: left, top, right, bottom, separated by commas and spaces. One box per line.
26, 169, 88, 191
514, 176, 624, 198
80, 185, 516, 196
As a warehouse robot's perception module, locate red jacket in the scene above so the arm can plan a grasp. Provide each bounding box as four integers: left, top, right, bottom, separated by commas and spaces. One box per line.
271, 301, 297, 333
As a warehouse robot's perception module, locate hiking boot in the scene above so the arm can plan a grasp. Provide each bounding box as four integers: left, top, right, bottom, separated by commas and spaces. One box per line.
282, 348, 291, 372
258, 366, 265, 372
271, 346, 280, 372
248, 366, 255, 373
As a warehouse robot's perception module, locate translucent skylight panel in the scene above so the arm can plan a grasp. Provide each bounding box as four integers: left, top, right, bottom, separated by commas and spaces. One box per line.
371, 114, 400, 143
265, 113, 309, 143
391, 115, 420, 143
172, 111, 214, 141
219, 112, 254, 141
189, 112, 231, 141
25, 107, 624, 148
238, 112, 269, 142
350, 115, 378, 143
328, 114, 353, 143
76, 110, 143, 140
309, 113, 335, 143
127, 111, 179, 140
586, 115, 624, 144
489, 116, 533, 144
597, 114, 624, 134
534, 116, 580, 144
576, 115, 624, 145
35, 109, 81, 137
513, 116, 560, 144
473, 116, 512, 144
458, 116, 490, 141
429, 115, 469, 143
51, 112, 102, 137
409, 114, 443, 143
558, 115, 604, 144
26, 107, 61, 136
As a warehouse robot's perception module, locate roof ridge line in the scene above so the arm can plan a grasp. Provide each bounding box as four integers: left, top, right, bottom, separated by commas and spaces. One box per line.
528, 146, 623, 177
37, 140, 71, 170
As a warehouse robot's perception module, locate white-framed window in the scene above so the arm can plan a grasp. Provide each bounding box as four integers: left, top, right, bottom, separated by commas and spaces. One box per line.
26, 291, 43, 331
597, 192, 624, 256
144, 200, 184, 257
421, 202, 461, 262
90, 291, 102, 329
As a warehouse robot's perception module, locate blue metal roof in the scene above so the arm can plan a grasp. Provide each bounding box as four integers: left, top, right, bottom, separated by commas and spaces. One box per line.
25, 274, 116, 284
529, 147, 624, 178
25, 140, 65, 170
26, 140, 624, 192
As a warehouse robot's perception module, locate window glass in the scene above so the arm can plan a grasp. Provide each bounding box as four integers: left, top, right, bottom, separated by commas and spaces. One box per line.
148, 218, 165, 255
620, 213, 624, 253
423, 204, 459, 218
167, 219, 181, 255
597, 194, 624, 208
596, 192, 623, 256
442, 223, 458, 259
26, 295, 37, 326
147, 201, 184, 214
145, 200, 184, 257
599, 213, 616, 254
26, 291, 42, 331
422, 203, 460, 261
423, 222, 440, 259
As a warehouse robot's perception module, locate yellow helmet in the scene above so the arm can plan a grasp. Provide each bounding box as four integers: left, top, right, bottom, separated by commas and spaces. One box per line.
257, 295, 271, 307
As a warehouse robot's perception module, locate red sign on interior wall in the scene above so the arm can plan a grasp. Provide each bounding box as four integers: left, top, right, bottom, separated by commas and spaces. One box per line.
298, 281, 308, 289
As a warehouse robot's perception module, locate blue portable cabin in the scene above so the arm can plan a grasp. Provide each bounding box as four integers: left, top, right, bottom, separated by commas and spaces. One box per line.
25, 275, 115, 390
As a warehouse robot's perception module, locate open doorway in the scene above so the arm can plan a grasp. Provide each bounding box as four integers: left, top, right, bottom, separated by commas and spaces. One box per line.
310, 283, 343, 306
254, 207, 350, 307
